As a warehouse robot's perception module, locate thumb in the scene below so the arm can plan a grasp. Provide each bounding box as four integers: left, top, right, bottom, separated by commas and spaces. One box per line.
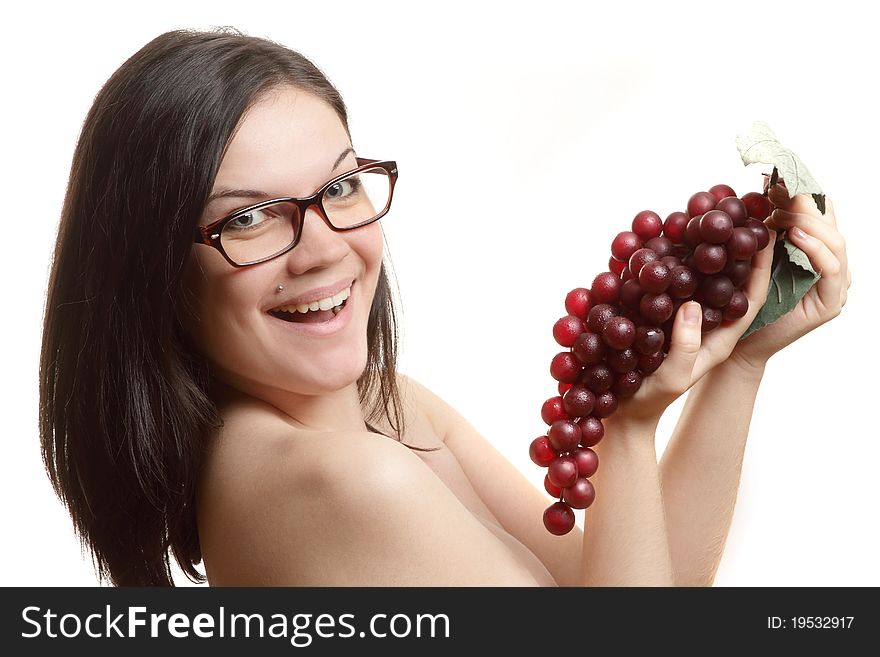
658, 301, 702, 393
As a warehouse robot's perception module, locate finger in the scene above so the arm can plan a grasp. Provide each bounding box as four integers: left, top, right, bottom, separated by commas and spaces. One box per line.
741, 225, 776, 309
766, 182, 824, 219
786, 225, 844, 314
768, 209, 846, 257
769, 209, 847, 273
655, 301, 702, 391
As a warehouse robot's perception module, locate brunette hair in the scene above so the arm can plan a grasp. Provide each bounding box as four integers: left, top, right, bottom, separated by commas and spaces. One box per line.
39, 28, 411, 586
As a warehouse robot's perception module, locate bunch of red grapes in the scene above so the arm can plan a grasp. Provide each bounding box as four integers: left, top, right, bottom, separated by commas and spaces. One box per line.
529, 183, 773, 536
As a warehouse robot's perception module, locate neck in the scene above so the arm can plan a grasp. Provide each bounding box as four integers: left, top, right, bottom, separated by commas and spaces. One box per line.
210, 375, 368, 434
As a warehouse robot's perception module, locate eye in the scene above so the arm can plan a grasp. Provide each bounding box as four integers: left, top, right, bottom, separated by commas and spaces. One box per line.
324, 176, 362, 200
229, 210, 265, 229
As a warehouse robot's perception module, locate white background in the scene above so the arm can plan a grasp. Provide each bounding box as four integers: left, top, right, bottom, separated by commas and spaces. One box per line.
2, 0, 876, 586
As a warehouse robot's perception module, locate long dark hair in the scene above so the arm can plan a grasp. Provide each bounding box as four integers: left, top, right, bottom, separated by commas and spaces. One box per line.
39, 28, 414, 587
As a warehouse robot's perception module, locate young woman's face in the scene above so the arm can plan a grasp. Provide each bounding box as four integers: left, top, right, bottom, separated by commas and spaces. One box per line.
182, 86, 384, 397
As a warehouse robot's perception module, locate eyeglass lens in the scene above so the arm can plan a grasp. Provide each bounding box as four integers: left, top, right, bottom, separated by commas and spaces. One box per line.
220, 167, 392, 265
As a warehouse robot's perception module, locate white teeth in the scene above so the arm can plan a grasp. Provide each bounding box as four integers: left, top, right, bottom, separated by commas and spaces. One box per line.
273, 285, 351, 314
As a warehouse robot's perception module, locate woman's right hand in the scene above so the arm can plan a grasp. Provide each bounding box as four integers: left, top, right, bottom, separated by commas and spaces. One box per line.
615, 224, 777, 426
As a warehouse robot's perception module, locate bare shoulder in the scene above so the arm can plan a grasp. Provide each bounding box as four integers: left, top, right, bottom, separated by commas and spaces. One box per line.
196, 403, 543, 586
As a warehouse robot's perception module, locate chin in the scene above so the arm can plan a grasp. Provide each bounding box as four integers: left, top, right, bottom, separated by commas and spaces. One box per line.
285, 350, 369, 394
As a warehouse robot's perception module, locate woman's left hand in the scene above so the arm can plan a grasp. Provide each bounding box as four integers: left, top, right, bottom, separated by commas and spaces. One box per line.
730, 180, 851, 374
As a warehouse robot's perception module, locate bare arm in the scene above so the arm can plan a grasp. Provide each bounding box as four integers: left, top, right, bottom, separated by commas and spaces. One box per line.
658, 358, 764, 586
582, 414, 674, 586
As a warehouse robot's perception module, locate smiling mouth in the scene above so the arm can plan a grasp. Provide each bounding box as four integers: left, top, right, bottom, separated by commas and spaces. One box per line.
269, 299, 347, 323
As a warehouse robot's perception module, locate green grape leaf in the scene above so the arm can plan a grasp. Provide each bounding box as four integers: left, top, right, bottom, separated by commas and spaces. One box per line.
735, 121, 826, 214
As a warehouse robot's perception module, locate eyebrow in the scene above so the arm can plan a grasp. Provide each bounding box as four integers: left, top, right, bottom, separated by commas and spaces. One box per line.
205, 147, 355, 206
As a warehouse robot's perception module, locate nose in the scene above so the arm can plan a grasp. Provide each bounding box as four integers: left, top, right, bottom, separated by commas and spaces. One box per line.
282, 205, 349, 275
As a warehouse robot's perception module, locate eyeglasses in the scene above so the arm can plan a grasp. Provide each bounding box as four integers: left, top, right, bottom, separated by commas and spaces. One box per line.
193, 157, 398, 267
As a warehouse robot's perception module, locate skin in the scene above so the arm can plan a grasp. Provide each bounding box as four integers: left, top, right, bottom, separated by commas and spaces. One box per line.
186, 85, 851, 585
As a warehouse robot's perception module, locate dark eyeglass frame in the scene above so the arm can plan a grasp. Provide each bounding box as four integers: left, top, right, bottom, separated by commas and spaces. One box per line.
193, 157, 398, 267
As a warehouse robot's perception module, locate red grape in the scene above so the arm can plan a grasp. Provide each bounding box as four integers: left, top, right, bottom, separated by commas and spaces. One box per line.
593, 391, 619, 418
708, 183, 736, 201
541, 396, 566, 425
726, 226, 758, 260
634, 326, 664, 354
693, 243, 727, 274
548, 420, 581, 452
628, 248, 659, 278
638, 260, 672, 293
620, 279, 644, 309
563, 478, 596, 509
563, 384, 596, 419
565, 287, 593, 320
606, 347, 638, 373
572, 331, 605, 365
632, 210, 663, 241
663, 211, 690, 243
571, 447, 599, 478
724, 259, 751, 287
637, 351, 664, 374
640, 292, 674, 324
582, 363, 614, 393
668, 265, 699, 299
544, 474, 562, 498
746, 218, 771, 250
661, 255, 682, 269
699, 210, 734, 244
543, 501, 575, 535
577, 416, 604, 446
548, 456, 578, 488
684, 216, 703, 247
602, 316, 636, 350
530, 436, 557, 467
741, 191, 771, 220
715, 196, 748, 227
608, 256, 626, 276
611, 231, 643, 261
553, 314, 586, 347
591, 272, 622, 304
687, 191, 716, 218
722, 290, 749, 320
587, 303, 617, 334
700, 275, 734, 308
550, 352, 582, 383
645, 236, 674, 258
612, 369, 643, 398
701, 306, 722, 332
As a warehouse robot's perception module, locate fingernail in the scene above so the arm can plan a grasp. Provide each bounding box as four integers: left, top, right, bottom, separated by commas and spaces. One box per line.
791, 226, 807, 239
684, 302, 701, 324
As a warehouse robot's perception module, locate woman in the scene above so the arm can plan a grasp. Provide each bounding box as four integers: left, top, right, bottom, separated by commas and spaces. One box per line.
39, 28, 850, 586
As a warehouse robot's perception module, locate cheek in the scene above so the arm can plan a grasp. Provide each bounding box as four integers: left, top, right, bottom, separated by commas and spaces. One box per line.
179, 248, 251, 346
